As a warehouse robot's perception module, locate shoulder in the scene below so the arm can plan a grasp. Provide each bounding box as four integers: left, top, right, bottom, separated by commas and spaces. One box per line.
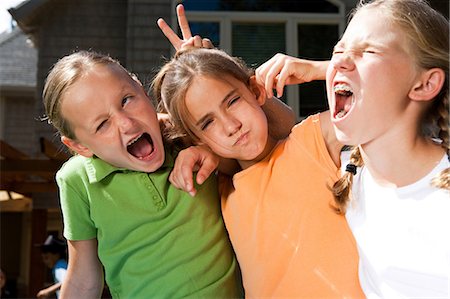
58, 155, 87, 176
57, 155, 88, 180
290, 112, 326, 151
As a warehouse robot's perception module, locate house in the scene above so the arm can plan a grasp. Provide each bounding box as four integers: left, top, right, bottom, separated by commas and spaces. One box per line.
2, 0, 448, 297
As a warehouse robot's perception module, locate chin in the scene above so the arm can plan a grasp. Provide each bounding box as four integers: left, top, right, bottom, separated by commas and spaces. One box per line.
334, 127, 356, 146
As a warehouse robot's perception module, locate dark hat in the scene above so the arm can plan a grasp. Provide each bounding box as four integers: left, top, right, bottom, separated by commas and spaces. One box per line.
40, 235, 66, 254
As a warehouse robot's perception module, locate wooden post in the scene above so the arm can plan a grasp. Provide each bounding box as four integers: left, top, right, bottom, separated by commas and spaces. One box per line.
27, 209, 47, 297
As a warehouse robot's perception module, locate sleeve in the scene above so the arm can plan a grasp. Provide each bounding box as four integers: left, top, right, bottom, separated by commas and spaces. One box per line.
290, 113, 338, 177
56, 168, 97, 241
54, 267, 67, 283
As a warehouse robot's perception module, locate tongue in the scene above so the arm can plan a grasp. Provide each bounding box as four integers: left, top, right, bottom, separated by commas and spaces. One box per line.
128, 136, 153, 158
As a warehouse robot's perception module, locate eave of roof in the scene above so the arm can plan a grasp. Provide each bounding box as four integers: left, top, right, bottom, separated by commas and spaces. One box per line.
8, 0, 52, 44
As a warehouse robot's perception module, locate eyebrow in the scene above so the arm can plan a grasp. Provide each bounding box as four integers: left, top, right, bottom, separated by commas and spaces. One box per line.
194, 88, 238, 127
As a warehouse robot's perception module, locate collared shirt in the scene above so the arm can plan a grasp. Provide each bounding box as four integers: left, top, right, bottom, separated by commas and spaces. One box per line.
57, 150, 241, 299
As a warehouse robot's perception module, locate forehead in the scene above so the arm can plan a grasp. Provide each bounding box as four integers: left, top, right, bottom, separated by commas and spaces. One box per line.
185, 75, 244, 112
340, 8, 405, 50
60, 63, 145, 128
64, 63, 134, 102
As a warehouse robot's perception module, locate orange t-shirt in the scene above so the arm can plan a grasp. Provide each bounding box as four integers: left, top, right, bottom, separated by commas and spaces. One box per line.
220, 114, 364, 298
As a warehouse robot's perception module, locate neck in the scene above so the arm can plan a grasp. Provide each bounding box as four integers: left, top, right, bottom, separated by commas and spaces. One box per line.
359, 132, 445, 187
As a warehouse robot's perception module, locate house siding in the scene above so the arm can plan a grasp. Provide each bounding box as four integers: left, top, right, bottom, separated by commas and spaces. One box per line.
35, 0, 173, 144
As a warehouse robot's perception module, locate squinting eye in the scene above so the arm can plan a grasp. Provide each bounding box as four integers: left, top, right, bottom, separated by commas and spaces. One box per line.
228, 96, 240, 107
332, 46, 344, 54
364, 50, 376, 54
201, 119, 213, 131
96, 120, 107, 132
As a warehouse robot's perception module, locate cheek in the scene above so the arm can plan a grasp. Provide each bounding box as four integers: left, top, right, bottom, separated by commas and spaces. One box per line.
253, 108, 269, 130
200, 130, 225, 148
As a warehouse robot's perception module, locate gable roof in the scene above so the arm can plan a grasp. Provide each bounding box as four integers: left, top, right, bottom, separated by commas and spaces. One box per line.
0, 27, 37, 92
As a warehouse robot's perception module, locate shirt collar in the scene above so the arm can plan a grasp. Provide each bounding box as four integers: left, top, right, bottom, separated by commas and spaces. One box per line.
84, 150, 175, 184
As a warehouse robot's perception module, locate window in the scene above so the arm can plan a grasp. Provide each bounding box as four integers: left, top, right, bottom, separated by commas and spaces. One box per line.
176, 0, 346, 119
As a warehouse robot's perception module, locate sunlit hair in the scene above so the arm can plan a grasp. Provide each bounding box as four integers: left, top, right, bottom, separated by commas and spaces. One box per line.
152, 47, 253, 143
332, 0, 450, 213
43, 50, 138, 140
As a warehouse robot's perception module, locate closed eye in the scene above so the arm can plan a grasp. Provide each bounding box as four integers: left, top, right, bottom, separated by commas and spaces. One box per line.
96, 119, 108, 132
200, 119, 213, 131
228, 96, 240, 107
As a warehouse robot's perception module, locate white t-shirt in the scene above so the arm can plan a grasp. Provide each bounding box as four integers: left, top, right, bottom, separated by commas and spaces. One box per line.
343, 154, 450, 299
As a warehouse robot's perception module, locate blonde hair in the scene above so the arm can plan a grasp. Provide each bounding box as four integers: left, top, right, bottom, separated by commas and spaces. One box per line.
332, 0, 450, 213
152, 47, 254, 143
43, 51, 135, 140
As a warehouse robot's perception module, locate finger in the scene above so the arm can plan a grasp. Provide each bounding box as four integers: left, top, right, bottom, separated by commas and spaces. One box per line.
169, 171, 182, 189
266, 56, 287, 98
180, 164, 196, 193
193, 35, 203, 48
157, 18, 182, 50
264, 63, 281, 99
255, 57, 273, 84
256, 56, 278, 97
176, 4, 193, 40
180, 37, 195, 50
196, 159, 217, 185
255, 65, 266, 86
202, 38, 214, 49
276, 70, 287, 98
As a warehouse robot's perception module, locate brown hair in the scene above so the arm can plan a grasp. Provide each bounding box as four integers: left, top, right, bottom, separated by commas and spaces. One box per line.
152, 47, 254, 143
332, 0, 449, 213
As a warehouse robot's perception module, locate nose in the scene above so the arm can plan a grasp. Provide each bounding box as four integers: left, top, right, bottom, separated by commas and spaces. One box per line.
222, 114, 242, 137
116, 112, 134, 133
331, 51, 356, 72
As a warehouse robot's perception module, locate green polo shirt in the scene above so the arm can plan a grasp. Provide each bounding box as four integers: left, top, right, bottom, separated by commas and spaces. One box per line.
56, 151, 241, 299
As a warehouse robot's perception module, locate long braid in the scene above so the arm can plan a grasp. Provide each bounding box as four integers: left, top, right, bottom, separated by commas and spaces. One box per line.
331, 146, 364, 214
431, 92, 450, 189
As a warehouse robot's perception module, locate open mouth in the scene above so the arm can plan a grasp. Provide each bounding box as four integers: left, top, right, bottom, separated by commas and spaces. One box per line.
333, 83, 354, 119
127, 133, 154, 159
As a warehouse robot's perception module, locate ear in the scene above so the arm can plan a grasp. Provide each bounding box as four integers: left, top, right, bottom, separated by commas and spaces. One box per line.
409, 68, 445, 102
61, 136, 94, 157
249, 75, 267, 106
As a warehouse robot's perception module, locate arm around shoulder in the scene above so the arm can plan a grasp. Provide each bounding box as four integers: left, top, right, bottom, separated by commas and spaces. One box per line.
60, 239, 103, 299
263, 96, 296, 140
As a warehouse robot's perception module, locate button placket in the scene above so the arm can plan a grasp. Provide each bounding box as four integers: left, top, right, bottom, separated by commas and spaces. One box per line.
141, 174, 165, 211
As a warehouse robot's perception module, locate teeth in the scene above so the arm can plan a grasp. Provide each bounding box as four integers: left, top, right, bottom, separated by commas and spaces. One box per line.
336, 110, 346, 118
128, 134, 142, 146
334, 83, 353, 96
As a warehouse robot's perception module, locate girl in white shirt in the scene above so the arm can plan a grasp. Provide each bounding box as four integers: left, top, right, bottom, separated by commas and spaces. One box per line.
255, 0, 449, 298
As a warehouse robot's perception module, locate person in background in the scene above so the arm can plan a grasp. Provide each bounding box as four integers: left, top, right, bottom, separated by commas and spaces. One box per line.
37, 235, 68, 298
0, 269, 13, 298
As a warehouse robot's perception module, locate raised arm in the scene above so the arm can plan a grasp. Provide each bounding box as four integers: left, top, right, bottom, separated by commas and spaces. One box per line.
255, 53, 329, 98
60, 239, 103, 299
256, 54, 343, 166
262, 95, 296, 140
